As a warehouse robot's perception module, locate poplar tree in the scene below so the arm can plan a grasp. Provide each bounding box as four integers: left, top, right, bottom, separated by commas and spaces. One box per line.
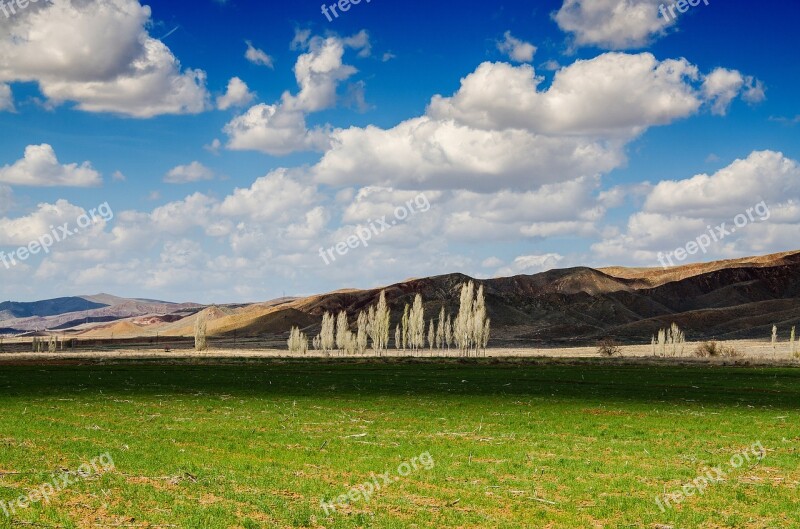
320, 312, 336, 353
454, 281, 475, 355
336, 311, 349, 354
288, 327, 308, 354
370, 290, 391, 354
409, 294, 425, 351
194, 312, 208, 351
472, 284, 488, 356
356, 311, 368, 355
444, 314, 453, 352
401, 304, 410, 350
436, 307, 446, 349
395, 324, 402, 351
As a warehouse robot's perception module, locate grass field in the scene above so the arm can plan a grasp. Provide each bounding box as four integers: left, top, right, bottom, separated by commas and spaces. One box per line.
0, 359, 797, 528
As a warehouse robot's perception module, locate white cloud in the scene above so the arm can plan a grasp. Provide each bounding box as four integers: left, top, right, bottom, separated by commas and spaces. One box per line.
224, 32, 364, 155
702, 68, 745, 115
218, 169, 319, 221
743, 78, 766, 104
290, 28, 312, 51
0, 83, 14, 112
314, 53, 755, 193
0, 144, 102, 187
497, 31, 536, 63
313, 117, 623, 192
0, 199, 104, 246
496, 254, 565, 276
343, 30, 371, 58
289, 35, 358, 113
223, 103, 332, 155
245, 41, 274, 68
0, 0, 209, 117
593, 151, 800, 264
0, 185, 12, 215
700, 70, 766, 114
481, 256, 503, 268
428, 54, 703, 137
554, 0, 673, 49
644, 151, 800, 217
216, 77, 255, 110
112, 170, 126, 182
164, 162, 215, 184
204, 138, 222, 155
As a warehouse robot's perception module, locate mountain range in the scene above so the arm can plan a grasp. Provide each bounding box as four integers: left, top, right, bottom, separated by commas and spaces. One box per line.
2, 250, 799, 345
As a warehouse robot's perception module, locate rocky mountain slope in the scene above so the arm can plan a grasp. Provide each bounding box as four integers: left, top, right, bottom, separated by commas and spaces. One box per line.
2, 251, 798, 345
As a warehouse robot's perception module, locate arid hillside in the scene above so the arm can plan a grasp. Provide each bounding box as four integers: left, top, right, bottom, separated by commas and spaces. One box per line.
2, 250, 799, 345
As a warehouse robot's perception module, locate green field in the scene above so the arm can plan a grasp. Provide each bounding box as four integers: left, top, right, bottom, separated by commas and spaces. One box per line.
0, 359, 797, 528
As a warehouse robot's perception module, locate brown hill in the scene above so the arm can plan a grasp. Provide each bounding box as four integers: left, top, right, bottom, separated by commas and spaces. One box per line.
599, 250, 800, 287
38, 249, 800, 345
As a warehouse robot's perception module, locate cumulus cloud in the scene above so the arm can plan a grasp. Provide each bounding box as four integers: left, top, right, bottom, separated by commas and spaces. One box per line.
644, 151, 800, 217
497, 31, 536, 63
0, 199, 104, 246
429, 54, 703, 137
244, 41, 274, 68
313, 117, 623, 192
224, 32, 365, 155
554, 0, 673, 49
0, 0, 209, 117
223, 104, 332, 155
288, 34, 359, 113
0, 144, 102, 187
702, 68, 765, 115
593, 151, 800, 264
164, 162, 215, 184
216, 77, 255, 110
314, 53, 757, 193
218, 169, 319, 221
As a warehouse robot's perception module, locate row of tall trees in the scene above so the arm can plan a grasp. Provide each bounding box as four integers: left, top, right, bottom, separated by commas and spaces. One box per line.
289, 281, 490, 356
304, 291, 392, 355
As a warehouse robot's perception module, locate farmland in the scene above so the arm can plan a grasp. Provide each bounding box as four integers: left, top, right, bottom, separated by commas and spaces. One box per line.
0, 359, 797, 528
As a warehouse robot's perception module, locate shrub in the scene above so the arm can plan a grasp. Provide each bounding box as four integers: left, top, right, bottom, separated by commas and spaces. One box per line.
695, 341, 740, 358
695, 341, 716, 357
719, 345, 741, 358
597, 338, 621, 357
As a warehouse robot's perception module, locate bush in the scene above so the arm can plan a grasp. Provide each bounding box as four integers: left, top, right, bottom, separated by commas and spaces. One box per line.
694, 341, 740, 358
597, 338, 621, 357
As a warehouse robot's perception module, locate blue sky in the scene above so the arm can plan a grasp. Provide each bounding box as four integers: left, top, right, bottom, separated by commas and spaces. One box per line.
0, 0, 798, 303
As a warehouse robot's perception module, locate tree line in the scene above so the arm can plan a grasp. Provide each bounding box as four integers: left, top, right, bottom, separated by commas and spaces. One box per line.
288, 281, 490, 356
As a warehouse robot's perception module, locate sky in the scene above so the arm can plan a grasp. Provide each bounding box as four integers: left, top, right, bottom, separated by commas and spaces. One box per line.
0, 0, 798, 303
